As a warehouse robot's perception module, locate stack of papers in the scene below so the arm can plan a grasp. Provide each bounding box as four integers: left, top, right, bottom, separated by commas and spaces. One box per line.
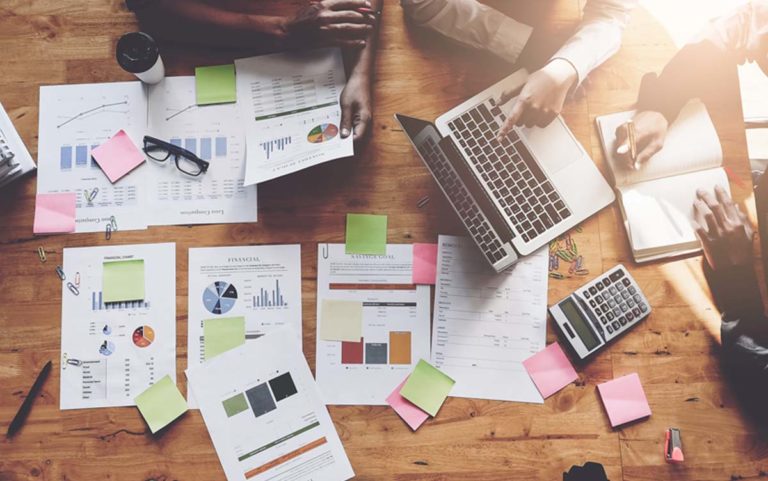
0, 101, 36, 188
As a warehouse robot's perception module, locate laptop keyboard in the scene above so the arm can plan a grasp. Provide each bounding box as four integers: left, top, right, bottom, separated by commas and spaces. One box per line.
418, 136, 509, 264
448, 100, 571, 243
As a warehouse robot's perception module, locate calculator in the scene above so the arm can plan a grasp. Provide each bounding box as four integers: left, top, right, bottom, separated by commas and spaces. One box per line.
550, 265, 651, 360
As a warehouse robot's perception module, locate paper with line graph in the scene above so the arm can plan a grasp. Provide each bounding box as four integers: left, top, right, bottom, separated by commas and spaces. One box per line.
235, 48, 354, 186
431, 235, 547, 403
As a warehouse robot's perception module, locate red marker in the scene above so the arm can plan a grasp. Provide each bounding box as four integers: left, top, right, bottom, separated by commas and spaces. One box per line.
664, 428, 684, 464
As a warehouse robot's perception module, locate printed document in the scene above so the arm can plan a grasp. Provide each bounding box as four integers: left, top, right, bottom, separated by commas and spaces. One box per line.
60, 243, 176, 409
316, 244, 431, 405
37, 78, 257, 233
235, 48, 354, 185
187, 328, 354, 481
187, 245, 303, 407
431, 235, 547, 403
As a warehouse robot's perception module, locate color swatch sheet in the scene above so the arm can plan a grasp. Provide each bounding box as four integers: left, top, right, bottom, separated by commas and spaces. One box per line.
431, 235, 548, 403
187, 329, 354, 481
59, 243, 176, 409
187, 245, 303, 408
36, 78, 257, 233
316, 244, 430, 405
235, 48, 353, 185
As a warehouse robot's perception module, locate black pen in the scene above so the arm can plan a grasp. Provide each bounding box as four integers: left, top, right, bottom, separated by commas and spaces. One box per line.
6, 360, 52, 438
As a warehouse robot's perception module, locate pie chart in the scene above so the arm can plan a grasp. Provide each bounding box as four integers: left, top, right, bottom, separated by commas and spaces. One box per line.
132, 325, 155, 348
99, 340, 116, 357
203, 281, 238, 315
307, 123, 339, 143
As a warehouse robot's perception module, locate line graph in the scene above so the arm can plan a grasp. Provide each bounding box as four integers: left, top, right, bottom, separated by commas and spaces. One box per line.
165, 104, 197, 122
56, 101, 129, 129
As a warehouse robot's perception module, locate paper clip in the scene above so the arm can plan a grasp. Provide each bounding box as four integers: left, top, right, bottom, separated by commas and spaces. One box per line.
66, 358, 82, 367
66, 282, 79, 296
321, 244, 329, 259
417, 196, 430, 208
105, 224, 112, 240
55, 265, 66, 281
37, 247, 47, 263
109, 216, 118, 232
88, 187, 99, 202
74, 272, 81, 287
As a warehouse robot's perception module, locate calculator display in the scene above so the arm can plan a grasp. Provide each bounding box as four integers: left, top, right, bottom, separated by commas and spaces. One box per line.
560, 298, 600, 351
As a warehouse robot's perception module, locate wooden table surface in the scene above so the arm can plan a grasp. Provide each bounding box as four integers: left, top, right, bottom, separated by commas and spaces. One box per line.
1, 1, 766, 480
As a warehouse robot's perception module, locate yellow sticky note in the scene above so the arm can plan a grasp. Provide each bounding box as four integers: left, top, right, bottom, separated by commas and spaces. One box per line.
103, 259, 145, 303
195, 64, 236, 105
135, 375, 188, 434
320, 299, 363, 342
204, 317, 246, 360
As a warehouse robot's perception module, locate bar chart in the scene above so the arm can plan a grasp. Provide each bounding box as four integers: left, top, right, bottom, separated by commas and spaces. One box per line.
170, 136, 228, 161
341, 331, 412, 365
252, 279, 288, 309
91, 291, 150, 311
260, 136, 292, 161
59, 144, 101, 171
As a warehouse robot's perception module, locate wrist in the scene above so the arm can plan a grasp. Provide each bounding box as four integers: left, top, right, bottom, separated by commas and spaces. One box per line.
545, 58, 578, 91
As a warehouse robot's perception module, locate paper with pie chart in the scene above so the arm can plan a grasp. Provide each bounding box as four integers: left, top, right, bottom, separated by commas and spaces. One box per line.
59, 243, 176, 410
236, 48, 354, 186
188, 245, 303, 408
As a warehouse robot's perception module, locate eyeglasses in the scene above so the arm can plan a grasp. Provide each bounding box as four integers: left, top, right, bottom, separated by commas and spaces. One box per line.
142, 135, 210, 176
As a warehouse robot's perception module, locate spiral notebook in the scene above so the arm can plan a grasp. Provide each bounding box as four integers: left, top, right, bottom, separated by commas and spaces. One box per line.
0, 101, 36, 187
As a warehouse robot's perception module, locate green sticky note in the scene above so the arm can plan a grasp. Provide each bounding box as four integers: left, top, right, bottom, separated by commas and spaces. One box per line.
135, 375, 188, 434
102, 259, 145, 303
222, 393, 249, 417
195, 64, 236, 105
345, 214, 387, 255
319, 300, 363, 342
204, 317, 246, 360
399, 359, 455, 417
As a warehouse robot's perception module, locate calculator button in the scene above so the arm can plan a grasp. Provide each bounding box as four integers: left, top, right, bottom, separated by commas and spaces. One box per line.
617, 282, 625, 291
606, 312, 614, 321
597, 281, 605, 290
619, 316, 628, 326
621, 291, 630, 300
632, 308, 641, 317
597, 296, 606, 304
622, 278, 631, 287
628, 286, 637, 295
633, 294, 642, 303
613, 307, 621, 316
607, 325, 614, 334
584, 290, 591, 299
612, 321, 621, 330
620, 303, 628, 312
639, 303, 648, 312
603, 277, 612, 286
609, 269, 625, 281
589, 286, 597, 295
626, 312, 635, 322
627, 299, 636, 308
608, 299, 617, 308
595, 306, 602, 315
609, 286, 617, 295
600, 316, 608, 325
589, 300, 597, 308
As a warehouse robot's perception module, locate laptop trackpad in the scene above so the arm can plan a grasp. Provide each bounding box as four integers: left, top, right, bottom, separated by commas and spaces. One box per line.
519, 119, 582, 174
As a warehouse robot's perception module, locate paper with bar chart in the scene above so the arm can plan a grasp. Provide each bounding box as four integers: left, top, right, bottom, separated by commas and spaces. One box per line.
316, 244, 430, 405
187, 245, 302, 408
235, 48, 353, 186
146, 76, 257, 225
37, 82, 149, 232
431, 235, 547, 403
59, 243, 176, 409
186, 329, 354, 481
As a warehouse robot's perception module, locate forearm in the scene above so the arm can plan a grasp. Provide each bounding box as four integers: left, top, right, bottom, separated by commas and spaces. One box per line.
345, 0, 382, 80
132, 0, 289, 50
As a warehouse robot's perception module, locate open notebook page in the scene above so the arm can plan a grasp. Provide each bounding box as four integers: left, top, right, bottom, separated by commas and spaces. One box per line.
597, 99, 722, 187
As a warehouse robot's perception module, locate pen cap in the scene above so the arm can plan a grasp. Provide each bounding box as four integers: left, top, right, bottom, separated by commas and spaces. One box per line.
116, 32, 164, 84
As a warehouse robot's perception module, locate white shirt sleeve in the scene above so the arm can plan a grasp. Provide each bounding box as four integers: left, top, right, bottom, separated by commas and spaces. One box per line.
550, 0, 638, 85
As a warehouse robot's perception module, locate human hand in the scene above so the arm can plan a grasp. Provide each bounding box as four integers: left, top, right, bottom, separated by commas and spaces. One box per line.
286, 0, 375, 49
340, 72, 372, 141
614, 111, 669, 170
496, 59, 577, 139
693, 185, 755, 271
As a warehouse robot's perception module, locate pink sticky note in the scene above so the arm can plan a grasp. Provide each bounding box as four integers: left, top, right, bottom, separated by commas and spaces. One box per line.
33, 193, 76, 234
91, 129, 145, 183
523, 343, 578, 399
386, 376, 429, 431
597, 373, 652, 427
412, 243, 438, 285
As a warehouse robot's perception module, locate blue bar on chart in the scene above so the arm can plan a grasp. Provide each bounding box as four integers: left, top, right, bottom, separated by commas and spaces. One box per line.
215, 137, 227, 157
75, 145, 88, 167
253, 279, 287, 308
170, 138, 182, 147
184, 138, 197, 155
260, 136, 291, 161
92, 291, 150, 311
200, 137, 212, 160
60, 146, 73, 170
91, 145, 100, 168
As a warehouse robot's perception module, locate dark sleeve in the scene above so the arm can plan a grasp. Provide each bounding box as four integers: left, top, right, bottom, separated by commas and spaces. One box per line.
635, 39, 738, 123
125, 0, 155, 12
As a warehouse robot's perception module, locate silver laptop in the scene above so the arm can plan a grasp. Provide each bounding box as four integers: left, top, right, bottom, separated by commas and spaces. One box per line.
396, 69, 615, 272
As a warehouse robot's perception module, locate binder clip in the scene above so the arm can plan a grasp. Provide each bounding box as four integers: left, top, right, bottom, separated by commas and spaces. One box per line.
66, 282, 80, 296
665, 428, 684, 464
37, 246, 47, 263
55, 265, 66, 281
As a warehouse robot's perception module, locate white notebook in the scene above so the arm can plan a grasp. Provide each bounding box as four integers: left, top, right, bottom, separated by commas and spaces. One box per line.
596, 100, 730, 263
0, 101, 36, 188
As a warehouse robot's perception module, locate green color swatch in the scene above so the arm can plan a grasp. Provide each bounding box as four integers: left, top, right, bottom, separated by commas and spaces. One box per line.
204, 316, 246, 360
222, 393, 249, 418
195, 64, 236, 105
345, 213, 387, 255
135, 375, 188, 434
102, 259, 145, 303
399, 359, 455, 417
